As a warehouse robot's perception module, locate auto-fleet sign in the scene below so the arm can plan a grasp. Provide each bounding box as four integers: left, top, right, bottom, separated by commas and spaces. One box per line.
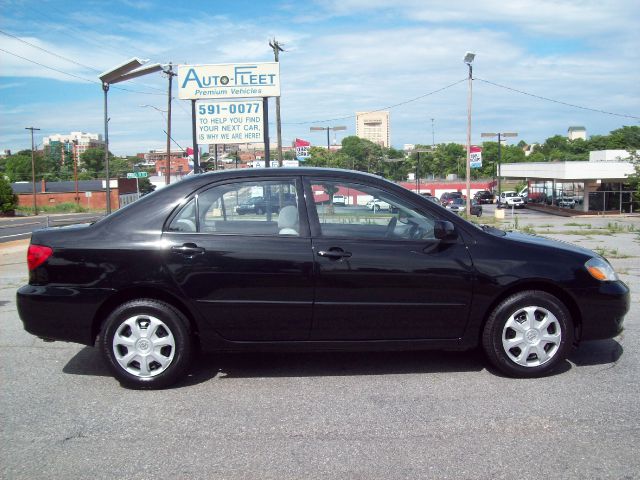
195, 100, 264, 144
178, 63, 280, 100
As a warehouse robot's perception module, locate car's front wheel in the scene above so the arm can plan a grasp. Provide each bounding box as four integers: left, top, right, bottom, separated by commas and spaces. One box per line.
101, 299, 192, 389
482, 291, 573, 377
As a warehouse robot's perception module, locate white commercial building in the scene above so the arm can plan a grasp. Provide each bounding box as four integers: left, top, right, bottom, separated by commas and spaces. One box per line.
501, 150, 636, 213
43, 132, 105, 163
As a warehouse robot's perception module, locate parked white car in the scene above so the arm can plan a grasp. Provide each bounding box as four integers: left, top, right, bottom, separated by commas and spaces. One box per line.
498, 191, 525, 209
367, 198, 391, 212
557, 197, 576, 209
332, 195, 346, 206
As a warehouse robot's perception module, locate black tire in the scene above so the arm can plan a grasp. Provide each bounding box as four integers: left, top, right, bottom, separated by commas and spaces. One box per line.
482, 290, 573, 377
256, 207, 264, 215
476, 210, 482, 217
373, 205, 380, 212
101, 299, 192, 389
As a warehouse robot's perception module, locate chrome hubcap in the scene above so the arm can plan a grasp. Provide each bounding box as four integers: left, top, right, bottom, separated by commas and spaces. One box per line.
112, 315, 175, 377
502, 306, 561, 367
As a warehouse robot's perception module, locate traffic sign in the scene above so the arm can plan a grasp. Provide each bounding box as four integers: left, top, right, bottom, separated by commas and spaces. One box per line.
127, 172, 148, 179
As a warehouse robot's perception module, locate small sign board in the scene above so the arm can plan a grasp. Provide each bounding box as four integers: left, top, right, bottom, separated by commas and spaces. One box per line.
470, 146, 483, 169
178, 63, 280, 100
196, 100, 264, 144
126, 172, 148, 179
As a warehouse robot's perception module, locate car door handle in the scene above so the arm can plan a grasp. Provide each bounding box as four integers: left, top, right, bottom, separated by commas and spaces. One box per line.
317, 249, 352, 260
171, 243, 205, 257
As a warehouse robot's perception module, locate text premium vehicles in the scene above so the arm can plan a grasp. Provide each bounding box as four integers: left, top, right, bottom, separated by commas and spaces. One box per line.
17, 168, 629, 389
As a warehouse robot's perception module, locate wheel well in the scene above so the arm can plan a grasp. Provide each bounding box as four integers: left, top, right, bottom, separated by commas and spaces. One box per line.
91, 287, 200, 346
479, 282, 583, 344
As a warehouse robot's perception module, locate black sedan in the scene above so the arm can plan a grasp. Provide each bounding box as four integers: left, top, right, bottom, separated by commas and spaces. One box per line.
474, 190, 495, 204
17, 168, 629, 389
235, 196, 279, 215
446, 198, 482, 217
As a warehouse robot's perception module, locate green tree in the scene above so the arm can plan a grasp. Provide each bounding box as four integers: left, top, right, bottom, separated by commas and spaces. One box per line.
0, 175, 18, 214
4, 150, 46, 182
138, 177, 156, 195
80, 148, 114, 178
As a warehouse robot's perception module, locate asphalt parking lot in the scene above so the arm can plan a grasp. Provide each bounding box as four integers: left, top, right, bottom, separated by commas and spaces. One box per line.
1, 211, 639, 479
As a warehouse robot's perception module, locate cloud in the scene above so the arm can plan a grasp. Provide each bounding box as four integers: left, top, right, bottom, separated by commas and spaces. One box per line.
0, 0, 638, 155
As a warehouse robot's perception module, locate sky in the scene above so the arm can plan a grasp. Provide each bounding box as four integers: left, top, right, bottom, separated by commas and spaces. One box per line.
1, 0, 639, 156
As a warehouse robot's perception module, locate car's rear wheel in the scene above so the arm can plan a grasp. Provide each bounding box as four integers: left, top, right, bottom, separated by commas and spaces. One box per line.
482, 291, 573, 377
101, 299, 192, 389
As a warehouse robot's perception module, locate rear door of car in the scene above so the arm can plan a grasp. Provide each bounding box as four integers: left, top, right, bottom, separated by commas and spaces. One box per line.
162, 176, 315, 341
305, 177, 474, 341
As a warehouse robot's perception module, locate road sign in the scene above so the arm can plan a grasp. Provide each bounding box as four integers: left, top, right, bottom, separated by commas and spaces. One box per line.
196, 100, 264, 144
178, 63, 280, 100
127, 172, 148, 179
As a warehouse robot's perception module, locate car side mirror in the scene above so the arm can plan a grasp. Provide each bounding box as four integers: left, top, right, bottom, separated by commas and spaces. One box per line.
434, 220, 457, 241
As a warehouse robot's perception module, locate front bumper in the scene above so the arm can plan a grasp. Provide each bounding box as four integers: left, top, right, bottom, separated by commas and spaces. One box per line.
575, 280, 630, 341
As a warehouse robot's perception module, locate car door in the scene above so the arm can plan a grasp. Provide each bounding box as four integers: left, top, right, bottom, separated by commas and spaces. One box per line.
306, 178, 474, 341
162, 177, 314, 341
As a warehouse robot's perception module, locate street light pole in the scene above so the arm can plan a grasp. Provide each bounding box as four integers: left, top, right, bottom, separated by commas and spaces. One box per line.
481, 132, 518, 194
101, 82, 111, 213
310, 126, 347, 152
99, 58, 163, 214
464, 52, 475, 217
25, 127, 40, 215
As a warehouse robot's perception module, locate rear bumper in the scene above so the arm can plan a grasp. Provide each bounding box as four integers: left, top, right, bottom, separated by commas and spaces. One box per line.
17, 285, 114, 345
574, 280, 630, 341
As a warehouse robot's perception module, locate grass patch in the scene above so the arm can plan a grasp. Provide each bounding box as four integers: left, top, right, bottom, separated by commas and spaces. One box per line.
17, 203, 91, 215
593, 247, 631, 259
564, 222, 592, 228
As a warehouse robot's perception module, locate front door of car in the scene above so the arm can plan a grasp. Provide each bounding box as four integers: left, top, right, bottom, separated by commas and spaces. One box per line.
306, 179, 474, 341
162, 177, 314, 341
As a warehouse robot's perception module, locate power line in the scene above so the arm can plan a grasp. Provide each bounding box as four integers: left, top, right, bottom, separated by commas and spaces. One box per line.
0, 29, 101, 72
282, 78, 467, 125
476, 77, 640, 121
0, 30, 167, 94
0, 47, 164, 96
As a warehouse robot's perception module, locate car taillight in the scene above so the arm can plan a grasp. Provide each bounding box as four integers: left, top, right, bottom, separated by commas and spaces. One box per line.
27, 244, 53, 271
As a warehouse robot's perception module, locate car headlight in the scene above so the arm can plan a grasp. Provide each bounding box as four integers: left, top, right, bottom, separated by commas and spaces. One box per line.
585, 257, 618, 281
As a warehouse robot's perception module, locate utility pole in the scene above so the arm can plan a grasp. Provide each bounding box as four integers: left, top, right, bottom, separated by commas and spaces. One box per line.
431, 118, 435, 148
164, 63, 177, 185
464, 52, 476, 217
269, 38, 285, 167
481, 132, 518, 194
25, 127, 40, 215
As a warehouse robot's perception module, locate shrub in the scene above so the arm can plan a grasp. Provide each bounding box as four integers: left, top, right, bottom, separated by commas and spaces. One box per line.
0, 176, 18, 214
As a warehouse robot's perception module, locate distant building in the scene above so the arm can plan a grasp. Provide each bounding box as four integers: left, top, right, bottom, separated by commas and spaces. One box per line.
155, 157, 191, 177
356, 111, 390, 147
522, 143, 538, 157
43, 132, 104, 165
143, 149, 186, 163
567, 126, 586, 141
1, 149, 11, 158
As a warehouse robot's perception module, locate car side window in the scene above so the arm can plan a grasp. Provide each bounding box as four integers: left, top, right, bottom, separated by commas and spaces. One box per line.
309, 180, 436, 240
167, 198, 197, 232
168, 179, 300, 236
